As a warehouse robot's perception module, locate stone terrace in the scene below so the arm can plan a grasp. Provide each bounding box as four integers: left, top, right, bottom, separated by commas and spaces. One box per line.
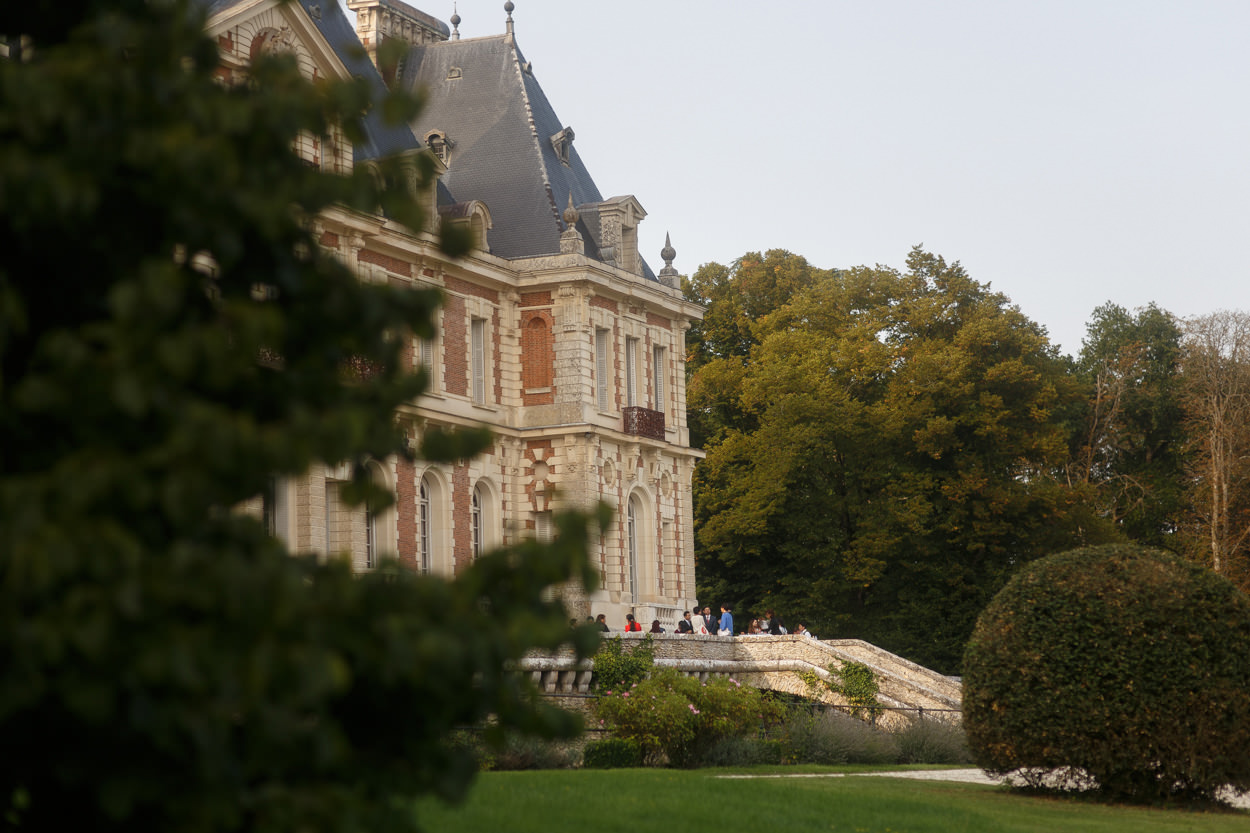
517, 634, 962, 729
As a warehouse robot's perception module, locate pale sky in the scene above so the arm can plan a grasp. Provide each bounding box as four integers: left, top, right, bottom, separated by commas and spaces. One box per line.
345, 1, 1250, 357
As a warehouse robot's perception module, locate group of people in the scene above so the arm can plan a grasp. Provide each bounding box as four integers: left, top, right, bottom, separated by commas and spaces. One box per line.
673, 605, 735, 636
585, 607, 817, 639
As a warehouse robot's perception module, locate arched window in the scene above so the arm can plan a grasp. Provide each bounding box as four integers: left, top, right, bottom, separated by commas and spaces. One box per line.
626, 495, 641, 605
361, 460, 396, 572
418, 475, 432, 573
425, 130, 452, 166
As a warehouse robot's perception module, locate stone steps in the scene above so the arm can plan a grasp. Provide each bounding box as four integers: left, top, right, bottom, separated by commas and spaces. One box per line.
518, 633, 963, 725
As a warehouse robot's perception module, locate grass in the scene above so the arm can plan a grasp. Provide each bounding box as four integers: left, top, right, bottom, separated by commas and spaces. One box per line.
413, 767, 1250, 833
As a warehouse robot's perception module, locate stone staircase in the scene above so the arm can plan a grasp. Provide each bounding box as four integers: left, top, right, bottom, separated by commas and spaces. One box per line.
517, 633, 962, 729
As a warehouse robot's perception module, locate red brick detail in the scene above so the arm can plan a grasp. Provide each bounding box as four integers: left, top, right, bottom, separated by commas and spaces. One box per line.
319, 230, 340, 249
647, 312, 671, 330
422, 268, 435, 277
213, 66, 234, 83
218, 32, 234, 52
525, 439, 554, 457
395, 456, 417, 570
443, 295, 467, 396
445, 274, 498, 303
358, 248, 412, 277
519, 291, 552, 307
521, 312, 555, 405
452, 463, 470, 574
590, 296, 618, 313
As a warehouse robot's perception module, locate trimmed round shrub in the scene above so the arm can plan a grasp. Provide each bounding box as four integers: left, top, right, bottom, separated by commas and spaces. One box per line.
963, 544, 1250, 802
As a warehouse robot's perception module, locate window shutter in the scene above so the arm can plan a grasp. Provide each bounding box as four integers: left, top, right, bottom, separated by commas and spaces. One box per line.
653, 345, 665, 413
471, 318, 486, 404
595, 329, 609, 411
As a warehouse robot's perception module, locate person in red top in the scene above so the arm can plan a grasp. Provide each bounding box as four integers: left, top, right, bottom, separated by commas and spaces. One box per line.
624, 613, 642, 632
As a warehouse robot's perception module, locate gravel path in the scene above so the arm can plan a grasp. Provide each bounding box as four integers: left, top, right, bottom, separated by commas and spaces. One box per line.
717, 768, 1250, 808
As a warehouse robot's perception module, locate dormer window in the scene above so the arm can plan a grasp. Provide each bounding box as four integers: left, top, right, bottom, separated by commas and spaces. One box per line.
550, 127, 574, 166
446, 66, 462, 80
425, 130, 452, 166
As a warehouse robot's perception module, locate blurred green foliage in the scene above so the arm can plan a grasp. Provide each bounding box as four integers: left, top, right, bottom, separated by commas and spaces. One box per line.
0, 2, 603, 830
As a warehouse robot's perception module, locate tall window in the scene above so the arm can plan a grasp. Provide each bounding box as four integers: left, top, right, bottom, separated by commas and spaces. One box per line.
625, 336, 639, 407
365, 501, 376, 570
417, 335, 434, 369
534, 511, 553, 544
324, 482, 339, 555
653, 345, 666, 413
471, 317, 487, 404
595, 328, 609, 411
470, 484, 483, 559
262, 476, 287, 542
418, 476, 432, 573
626, 496, 640, 604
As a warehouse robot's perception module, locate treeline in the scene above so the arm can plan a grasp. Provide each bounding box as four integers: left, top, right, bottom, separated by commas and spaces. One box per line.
685, 247, 1250, 674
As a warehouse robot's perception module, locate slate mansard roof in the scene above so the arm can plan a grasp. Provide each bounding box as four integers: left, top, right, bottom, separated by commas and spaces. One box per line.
199, 0, 656, 279
398, 31, 656, 277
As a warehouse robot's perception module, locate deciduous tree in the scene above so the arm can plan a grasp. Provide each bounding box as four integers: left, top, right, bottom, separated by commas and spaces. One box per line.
1180, 310, 1250, 588
694, 248, 1113, 672
683, 250, 832, 447
1069, 302, 1185, 546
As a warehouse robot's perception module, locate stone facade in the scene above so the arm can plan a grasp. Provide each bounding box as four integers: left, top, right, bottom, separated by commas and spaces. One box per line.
205, 0, 703, 630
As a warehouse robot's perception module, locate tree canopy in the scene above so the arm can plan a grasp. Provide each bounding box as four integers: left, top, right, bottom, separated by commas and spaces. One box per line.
0, 2, 598, 830
1179, 311, 1250, 587
690, 248, 1116, 672
1068, 302, 1185, 548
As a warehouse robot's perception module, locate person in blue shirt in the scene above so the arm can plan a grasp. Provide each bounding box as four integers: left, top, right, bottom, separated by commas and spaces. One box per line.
719, 604, 734, 636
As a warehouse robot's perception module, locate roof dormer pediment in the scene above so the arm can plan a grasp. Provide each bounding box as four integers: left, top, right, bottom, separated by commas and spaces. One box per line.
206, 0, 353, 84
577, 195, 647, 277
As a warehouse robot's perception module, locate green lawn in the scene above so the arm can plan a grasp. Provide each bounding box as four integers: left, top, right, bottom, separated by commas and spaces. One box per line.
413, 768, 1250, 833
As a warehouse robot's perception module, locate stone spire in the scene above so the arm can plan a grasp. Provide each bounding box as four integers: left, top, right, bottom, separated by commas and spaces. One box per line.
560, 194, 584, 255
450, 3, 460, 40
505, 1, 515, 37
658, 232, 679, 287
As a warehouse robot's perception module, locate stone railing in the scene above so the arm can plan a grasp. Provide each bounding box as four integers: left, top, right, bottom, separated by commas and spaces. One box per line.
516, 633, 963, 729
634, 602, 684, 631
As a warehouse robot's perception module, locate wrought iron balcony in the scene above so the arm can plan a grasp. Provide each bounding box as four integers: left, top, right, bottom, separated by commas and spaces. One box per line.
623, 406, 665, 441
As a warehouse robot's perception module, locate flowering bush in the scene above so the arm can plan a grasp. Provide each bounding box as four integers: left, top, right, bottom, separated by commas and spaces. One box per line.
593, 669, 780, 766
591, 636, 654, 692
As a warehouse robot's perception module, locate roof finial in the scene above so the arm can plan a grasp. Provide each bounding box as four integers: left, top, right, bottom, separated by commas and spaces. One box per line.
560, 194, 585, 255
658, 232, 679, 287
504, 1, 515, 36
450, 3, 460, 39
